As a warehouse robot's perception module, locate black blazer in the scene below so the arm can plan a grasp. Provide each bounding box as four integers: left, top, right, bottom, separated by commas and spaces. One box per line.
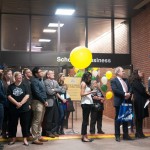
0, 80, 7, 104
131, 80, 150, 119
111, 77, 131, 107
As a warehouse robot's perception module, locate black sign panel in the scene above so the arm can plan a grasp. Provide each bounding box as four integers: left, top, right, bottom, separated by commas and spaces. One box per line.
0, 51, 131, 68
90, 53, 131, 67
56, 53, 131, 68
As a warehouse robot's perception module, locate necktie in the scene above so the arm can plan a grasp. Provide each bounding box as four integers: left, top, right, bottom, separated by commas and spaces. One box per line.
120, 79, 128, 92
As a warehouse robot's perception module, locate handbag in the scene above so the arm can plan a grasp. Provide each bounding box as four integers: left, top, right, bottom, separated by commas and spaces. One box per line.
117, 100, 133, 122
64, 93, 75, 112
66, 98, 75, 112
92, 103, 103, 111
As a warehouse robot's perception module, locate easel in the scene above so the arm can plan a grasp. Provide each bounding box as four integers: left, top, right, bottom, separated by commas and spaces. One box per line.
65, 101, 79, 134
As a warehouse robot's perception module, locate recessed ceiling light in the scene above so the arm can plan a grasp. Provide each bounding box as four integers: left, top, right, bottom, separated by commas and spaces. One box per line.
48, 23, 64, 27
43, 29, 56, 33
55, 8, 75, 15
39, 39, 51, 42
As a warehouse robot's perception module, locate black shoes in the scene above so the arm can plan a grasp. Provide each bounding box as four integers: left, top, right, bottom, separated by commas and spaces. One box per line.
58, 130, 65, 135
98, 131, 105, 134
135, 133, 147, 139
115, 135, 133, 142
123, 135, 133, 140
46, 133, 55, 138
115, 136, 120, 142
53, 132, 59, 137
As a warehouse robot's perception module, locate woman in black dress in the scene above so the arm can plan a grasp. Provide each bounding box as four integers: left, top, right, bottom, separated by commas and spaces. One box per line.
130, 69, 150, 138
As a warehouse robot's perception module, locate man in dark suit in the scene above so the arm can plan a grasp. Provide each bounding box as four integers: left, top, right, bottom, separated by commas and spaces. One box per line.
111, 66, 132, 142
0, 71, 6, 149
42, 70, 65, 138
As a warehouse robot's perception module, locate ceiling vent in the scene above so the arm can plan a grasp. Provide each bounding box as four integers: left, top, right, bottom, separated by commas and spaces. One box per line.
133, 0, 150, 9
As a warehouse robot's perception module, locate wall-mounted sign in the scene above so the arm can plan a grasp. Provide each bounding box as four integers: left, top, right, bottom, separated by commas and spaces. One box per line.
1, 51, 131, 67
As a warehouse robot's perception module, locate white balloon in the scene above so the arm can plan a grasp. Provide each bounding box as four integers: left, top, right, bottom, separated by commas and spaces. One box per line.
92, 70, 98, 77
101, 76, 108, 85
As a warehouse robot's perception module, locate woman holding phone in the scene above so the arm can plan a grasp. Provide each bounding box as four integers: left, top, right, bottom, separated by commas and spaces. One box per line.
80, 72, 95, 142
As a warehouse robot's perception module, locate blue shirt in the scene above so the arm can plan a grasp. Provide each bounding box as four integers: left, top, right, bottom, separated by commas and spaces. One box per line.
31, 77, 47, 104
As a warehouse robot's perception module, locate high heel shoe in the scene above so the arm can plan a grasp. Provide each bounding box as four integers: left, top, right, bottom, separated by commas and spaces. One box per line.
23, 142, 29, 146
81, 138, 93, 142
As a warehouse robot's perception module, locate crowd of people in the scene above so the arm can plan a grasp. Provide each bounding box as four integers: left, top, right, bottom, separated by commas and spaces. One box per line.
111, 66, 150, 142
0, 66, 150, 147
79, 67, 150, 142
0, 67, 71, 146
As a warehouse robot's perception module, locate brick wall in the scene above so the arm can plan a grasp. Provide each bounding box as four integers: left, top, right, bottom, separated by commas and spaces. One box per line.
131, 4, 150, 129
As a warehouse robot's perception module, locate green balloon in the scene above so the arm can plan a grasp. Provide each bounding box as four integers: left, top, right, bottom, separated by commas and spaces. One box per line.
76, 71, 84, 77
88, 67, 92, 71
92, 76, 96, 80
101, 85, 107, 92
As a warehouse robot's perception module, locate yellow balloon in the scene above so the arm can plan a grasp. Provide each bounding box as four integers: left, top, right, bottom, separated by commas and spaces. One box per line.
70, 46, 92, 69
106, 91, 113, 100
106, 71, 113, 80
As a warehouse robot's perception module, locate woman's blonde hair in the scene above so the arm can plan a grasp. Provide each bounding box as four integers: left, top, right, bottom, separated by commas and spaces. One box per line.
13, 71, 22, 82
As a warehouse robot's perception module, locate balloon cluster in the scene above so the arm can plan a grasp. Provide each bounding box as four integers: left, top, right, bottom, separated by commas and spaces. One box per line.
101, 71, 113, 100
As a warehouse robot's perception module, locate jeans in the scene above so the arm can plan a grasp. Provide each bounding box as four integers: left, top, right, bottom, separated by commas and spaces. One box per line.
0, 103, 4, 134
58, 103, 65, 129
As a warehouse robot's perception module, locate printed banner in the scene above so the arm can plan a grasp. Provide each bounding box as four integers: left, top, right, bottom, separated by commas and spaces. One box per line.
64, 77, 81, 101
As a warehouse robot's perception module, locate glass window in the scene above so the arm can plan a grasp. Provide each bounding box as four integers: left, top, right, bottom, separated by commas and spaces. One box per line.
88, 19, 112, 53
59, 16, 85, 52
114, 19, 129, 54
1, 14, 29, 51
31, 16, 58, 52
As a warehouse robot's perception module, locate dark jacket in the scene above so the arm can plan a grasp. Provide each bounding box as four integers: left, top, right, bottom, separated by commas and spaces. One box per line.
0, 80, 7, 104
23, 77, 33, 104
148, 79, 150, 93
111, 77, 131, 107
131, 80, 150, 119
31, 77, 47, 104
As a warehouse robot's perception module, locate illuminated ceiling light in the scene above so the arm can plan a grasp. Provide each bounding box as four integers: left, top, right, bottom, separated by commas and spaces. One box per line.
48, 23, 64, 27
55, 8, 75, 15
43, 29, 56, 33
39, 39, 51, 42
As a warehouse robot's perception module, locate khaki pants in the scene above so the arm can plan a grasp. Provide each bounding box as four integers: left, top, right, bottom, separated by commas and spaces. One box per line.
31, 100, 45, 141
